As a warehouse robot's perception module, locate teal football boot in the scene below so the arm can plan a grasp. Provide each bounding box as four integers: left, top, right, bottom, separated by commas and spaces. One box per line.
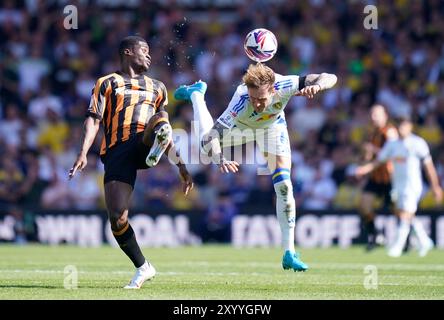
174, 80, 207, 101
282, 250, 308, 272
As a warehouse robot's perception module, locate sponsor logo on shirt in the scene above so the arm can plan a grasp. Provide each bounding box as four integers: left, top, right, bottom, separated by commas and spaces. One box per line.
115, 87, 151, 97
256, 113, 278, 122
220, 114, 233, 127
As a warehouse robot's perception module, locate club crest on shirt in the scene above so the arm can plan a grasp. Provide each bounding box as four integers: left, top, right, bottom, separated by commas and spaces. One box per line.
273, 102, 283, 110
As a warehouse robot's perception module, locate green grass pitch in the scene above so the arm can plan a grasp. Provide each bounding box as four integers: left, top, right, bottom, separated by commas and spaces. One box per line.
0, 244, 443, 299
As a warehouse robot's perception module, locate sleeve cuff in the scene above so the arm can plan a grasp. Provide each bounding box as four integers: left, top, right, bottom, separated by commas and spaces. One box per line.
85, 112, 102, 121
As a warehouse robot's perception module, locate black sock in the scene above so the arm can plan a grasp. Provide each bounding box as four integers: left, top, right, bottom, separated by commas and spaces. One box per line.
361, 219, 376, 243
112, 223, 146, 268
366, 220, 376, 236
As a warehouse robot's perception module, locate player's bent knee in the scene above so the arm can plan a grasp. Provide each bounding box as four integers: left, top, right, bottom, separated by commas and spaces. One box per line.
107, 207, 129, 228
109, 216, 128, 231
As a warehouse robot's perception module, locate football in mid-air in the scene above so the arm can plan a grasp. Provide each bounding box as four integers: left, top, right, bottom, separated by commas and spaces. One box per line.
243, 28, 278, 63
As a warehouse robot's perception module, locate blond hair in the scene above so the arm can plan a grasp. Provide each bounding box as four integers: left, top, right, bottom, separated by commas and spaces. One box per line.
242, 63, 275, 88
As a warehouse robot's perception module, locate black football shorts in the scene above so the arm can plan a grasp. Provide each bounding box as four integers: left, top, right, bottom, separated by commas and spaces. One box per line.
101, 133, 151, 188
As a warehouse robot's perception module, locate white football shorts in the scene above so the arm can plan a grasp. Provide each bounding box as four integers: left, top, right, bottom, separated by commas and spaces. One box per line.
219, 124, 291, 157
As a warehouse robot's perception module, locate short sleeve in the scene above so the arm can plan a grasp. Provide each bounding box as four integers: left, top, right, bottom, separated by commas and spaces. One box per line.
156, 82, 168, 110
86, 77, 109, 120
377, 140, 394, 162
274, 75, 301, 97
417, 138, 431, 162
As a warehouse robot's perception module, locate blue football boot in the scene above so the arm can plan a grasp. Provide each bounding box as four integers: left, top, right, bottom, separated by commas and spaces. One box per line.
174, 80, 207, 101
282, 250, 309, 272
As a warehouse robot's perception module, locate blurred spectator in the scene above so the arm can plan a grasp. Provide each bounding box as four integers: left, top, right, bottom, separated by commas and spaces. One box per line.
40, 174, 72, 209
229, 169, 253, 206
10, 206, 27, 245
68, 154, 103, 210
18, 44, 51, 95
0, 150, 27, 205
245, 175, 275, 209
290, 98, 326, 138
28, 83, 63, 121
416, 112, 442, 147
37, 108, 69, 154
202, 190, 238, 243
302, 166, 337, 210
133, 160, 177, 209
0, 103, 23, 148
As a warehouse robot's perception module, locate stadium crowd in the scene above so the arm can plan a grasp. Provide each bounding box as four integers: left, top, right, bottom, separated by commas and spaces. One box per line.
1, 0, 444, 236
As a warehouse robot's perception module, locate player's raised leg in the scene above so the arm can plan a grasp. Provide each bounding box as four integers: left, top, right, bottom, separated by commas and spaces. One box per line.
144, 111, 173, 167
265, 153, 308, 272
174, 81, 212, 141
105, 181, 156, 288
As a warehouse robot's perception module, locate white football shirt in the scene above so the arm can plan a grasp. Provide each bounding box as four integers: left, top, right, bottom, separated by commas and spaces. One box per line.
216, 74, 301, 130
378, 134, 431, 196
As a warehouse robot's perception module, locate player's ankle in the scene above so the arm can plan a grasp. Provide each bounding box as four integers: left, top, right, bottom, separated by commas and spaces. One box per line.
190, 91, 204, 99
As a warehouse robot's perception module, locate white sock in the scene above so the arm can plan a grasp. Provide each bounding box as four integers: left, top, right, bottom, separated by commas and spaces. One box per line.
190, 91, 214, 141
138, 261, 149, 270
392, 219, 411, 250
273, 174, 296, 253
411, 218, 432, 246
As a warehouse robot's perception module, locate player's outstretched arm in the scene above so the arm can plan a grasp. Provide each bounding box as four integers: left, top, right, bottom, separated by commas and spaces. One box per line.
297, 73, 338, 99
355, 161, 379, 178
423, 158, 443, 204
202, 122, 239, 174
68, 116, 100, 179
165, 142, 194, 196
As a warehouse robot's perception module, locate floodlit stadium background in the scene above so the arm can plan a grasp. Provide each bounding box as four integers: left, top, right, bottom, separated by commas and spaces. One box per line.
1, 0, 444, 248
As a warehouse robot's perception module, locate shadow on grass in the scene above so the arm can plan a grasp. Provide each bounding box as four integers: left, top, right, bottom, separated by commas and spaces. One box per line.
0, 284, 61, 289
0, 284, 121, 289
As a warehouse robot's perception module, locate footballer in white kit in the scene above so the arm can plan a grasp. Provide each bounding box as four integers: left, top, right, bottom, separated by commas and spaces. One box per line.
216, 74, 300, 157
356, 116, 443, 257
174, 63, 337, 271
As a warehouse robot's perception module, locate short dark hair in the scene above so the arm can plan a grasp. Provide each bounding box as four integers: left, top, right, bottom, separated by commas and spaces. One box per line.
393, 114, 412, 126
119, 35, 147, 58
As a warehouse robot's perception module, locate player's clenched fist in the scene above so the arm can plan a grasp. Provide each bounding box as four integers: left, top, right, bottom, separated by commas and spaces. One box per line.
298, 84, 322, 99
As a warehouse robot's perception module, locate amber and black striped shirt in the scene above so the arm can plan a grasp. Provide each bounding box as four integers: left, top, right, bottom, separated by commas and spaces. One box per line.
369, 124, 395, 184
86, 71, 168, 156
